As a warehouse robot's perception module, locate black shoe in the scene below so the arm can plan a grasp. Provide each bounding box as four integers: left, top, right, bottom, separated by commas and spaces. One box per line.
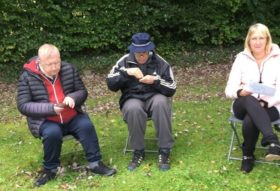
240, 156, 255, 173
90, 161, 117, 176
265, 143, 280, 161
158, 149, 170, 171
34, 170, 56, 187
128, 150, 144, 171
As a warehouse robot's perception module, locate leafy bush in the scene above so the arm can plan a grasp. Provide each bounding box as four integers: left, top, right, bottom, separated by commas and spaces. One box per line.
0, 0, 279, 76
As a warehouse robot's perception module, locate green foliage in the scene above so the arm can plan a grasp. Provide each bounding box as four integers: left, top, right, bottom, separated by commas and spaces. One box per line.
245, 0, 280, 43
1, 0, 280, 72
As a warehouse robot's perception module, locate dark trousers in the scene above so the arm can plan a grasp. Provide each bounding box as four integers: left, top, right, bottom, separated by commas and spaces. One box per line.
39, 113, 102, 170
122, 94, 174, 150
233, 96, 279, 156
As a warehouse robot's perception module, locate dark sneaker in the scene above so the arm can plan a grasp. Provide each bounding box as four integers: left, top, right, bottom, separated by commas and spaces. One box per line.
265, 143, 280, 161
90, 161, 117, 176
158, 149, 170, 171
34, 170, 56, 187
240, 156, 255, 173
128, 150, 144, 171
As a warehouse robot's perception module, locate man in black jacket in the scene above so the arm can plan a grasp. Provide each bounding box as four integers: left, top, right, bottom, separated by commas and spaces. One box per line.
107, 33, 176, 171
17, 44, 116, 187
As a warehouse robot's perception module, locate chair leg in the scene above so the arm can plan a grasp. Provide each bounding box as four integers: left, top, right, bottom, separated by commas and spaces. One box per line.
123, 135, 134, 154
123, 135, 158, 154
123, 135, 129, 154
227, 121, 243, 161
227, 131, 235, 161
230, 121, 242, 148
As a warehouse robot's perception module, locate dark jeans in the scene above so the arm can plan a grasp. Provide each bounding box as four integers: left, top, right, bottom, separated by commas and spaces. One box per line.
233, 96, 279, 156
39, 113, 102, 170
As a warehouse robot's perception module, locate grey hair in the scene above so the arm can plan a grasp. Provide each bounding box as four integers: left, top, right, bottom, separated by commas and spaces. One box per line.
38, 44, 60, 59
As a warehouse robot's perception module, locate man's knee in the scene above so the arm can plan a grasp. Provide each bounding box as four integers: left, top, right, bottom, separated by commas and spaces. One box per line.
81, 121, 95, 135
151, 95, 170, 109
42, 126, 62, 141
122, 100, 144, 114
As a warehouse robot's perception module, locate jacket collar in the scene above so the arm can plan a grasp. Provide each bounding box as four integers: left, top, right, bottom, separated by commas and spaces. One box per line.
242, 43, 280, 61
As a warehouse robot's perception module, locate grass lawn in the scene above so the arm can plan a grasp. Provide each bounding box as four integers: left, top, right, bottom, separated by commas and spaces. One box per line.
0, 64, 280, 191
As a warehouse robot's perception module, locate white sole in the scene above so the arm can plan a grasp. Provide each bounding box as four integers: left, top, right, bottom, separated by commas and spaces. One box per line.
265, 154, 280, 161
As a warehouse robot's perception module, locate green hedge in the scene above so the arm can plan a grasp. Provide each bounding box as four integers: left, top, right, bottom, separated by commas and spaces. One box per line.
1, 0, 280, 68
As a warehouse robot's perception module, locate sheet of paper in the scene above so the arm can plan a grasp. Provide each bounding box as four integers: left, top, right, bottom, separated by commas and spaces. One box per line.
245, 82, 275, 96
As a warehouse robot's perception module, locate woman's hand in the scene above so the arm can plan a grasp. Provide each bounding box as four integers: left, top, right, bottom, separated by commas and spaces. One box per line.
239, 89, 252, 96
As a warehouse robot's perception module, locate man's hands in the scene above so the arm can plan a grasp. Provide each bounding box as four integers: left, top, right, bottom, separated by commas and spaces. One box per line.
139, 75, 157, 84
126, 68, 156, 84
54, 104, 64, 114
54, 96, 75, 114
63, 96, 75, 108
126, 68, 144, 79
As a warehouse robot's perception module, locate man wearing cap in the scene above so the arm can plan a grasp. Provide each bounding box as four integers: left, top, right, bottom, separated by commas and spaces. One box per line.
106, 32, 176, 171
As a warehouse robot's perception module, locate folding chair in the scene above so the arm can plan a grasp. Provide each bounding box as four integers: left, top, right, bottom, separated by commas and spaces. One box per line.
227, 115, 280, 165
123, 119, 158, 154
62, 134, 81, 155
123, 98, 173, 154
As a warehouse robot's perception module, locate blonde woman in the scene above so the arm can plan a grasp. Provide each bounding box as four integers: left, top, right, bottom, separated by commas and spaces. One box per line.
225, 23, 280, 173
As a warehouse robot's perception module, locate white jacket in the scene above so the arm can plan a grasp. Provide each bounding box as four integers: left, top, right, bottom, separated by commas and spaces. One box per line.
225, 44, 280, 111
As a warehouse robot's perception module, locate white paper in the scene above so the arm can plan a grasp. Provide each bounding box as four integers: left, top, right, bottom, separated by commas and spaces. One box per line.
245, 82, 275, 96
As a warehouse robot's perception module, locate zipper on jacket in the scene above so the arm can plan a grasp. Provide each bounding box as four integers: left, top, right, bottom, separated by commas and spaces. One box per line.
257, 60, 265, 99
52, 77, 64, 124
40, 73, 64, 124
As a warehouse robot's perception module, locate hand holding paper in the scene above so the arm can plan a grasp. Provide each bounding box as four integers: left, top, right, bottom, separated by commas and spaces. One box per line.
244, 82, 275, 96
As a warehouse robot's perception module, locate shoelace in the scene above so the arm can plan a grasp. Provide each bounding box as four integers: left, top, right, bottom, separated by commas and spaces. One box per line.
159, 154, 170, 163
132, 154, 143, 165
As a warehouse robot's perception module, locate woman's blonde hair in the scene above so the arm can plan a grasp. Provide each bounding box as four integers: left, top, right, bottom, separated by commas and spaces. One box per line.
244, 23, 272, 54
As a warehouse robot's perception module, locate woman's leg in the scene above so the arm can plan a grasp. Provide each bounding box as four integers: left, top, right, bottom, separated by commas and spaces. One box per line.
242, 114, 259, 156
233, 96, 279, 145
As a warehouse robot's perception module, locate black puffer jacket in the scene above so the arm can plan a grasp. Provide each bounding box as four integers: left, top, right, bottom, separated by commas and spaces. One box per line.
17, 57, 87, 138
107, 52, 176, 108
